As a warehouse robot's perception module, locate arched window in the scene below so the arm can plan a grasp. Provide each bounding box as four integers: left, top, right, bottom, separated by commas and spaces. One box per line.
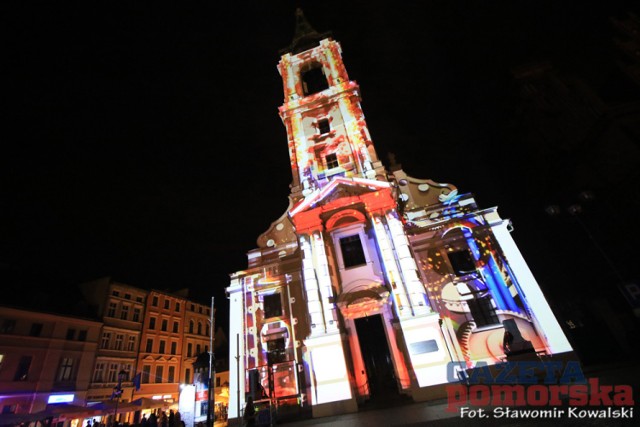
197, 322, 202, 335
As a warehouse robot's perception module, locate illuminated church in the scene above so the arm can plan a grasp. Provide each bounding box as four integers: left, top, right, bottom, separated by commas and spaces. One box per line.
226, 10, 572, 422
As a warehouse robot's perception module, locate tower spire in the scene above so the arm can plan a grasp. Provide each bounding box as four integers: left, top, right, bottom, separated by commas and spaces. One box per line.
282, 8, 331, 54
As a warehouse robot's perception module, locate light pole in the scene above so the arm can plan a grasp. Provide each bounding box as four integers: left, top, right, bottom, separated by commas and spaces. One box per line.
206, 297, 215, 427
112, 370, 127, 427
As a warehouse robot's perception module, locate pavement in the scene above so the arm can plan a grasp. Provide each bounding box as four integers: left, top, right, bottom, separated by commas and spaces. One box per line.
274, 360, 640, 427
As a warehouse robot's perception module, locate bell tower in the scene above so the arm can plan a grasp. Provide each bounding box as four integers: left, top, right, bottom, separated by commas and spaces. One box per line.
278, 9, 386, 199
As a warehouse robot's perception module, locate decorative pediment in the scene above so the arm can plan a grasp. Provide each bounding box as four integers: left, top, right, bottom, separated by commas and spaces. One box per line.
290, 177, 391, 217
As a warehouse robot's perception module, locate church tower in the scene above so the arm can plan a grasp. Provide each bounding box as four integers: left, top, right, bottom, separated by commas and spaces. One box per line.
226, 10, 572, 424
277, 9, 386, 199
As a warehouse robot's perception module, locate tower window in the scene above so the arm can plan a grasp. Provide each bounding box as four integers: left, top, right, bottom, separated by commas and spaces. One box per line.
301, 64, 328, 95
340, 235, 367, 268
263, 293, 283, 319
448, 250, 476, 276
325, 153, 339, 169
317, 118, 331, 135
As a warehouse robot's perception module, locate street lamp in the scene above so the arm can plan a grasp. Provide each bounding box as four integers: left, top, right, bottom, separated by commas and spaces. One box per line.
206, 297, 215, 427
112, 370, 127, 427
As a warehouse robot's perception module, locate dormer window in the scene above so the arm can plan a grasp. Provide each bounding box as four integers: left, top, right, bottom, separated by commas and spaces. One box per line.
317, 118, 330, 135
325, 153, 339, 169
301, 63, 328, 95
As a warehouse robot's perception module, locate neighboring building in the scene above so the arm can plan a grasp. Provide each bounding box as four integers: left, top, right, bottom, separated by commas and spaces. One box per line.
182, 299, 212, 424
226, 10, 573, 423
0, 306, 102, 419
78, 278, 147, 424
135, 290, 185, 407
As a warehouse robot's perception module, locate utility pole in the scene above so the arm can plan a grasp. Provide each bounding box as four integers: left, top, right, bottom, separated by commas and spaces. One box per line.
206, 297, 215, 427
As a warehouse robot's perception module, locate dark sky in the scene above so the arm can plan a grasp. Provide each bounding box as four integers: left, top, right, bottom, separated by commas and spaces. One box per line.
3, 1, 639, 328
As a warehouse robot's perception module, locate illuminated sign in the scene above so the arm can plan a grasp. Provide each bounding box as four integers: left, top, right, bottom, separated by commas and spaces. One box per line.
48, 394, 74, 403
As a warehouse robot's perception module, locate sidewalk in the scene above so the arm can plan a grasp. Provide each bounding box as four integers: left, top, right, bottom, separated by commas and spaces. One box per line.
280, 399, 456, 427
279, 360, 640, 427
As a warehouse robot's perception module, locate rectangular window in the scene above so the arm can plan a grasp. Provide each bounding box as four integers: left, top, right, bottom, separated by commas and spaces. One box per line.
107, 302, 117, 318
128, 336, 136, 352
340, 235, 367, 268
142, 365, 151, 384
149, 317, 156, 330
120, 305, 129, 320
318, 118, 330, 135
124, 293, 131, 300
101, 332, 111, 349
173, 322, 179, 333
66, 328, 76, 340
94, 363, 105, 382
146, 339, 153, 353
14, 356, 32, 381
133, 308, 141, 322
159, 341, 166, 354
164, 300, 170, 310
136, 296, 143, 303
190, 304, 195, 312
196, 344, 201, 355
161, 319, 168, 332
171, 342, 177, 355
175, 303, 180, 312
168, 366, 175, 383
152, 296, 159, 306
30, 323, 43, 337
107, 363, 118, 382
187, 343, 192, 357
1, 319, 16, 334
448, 250, 477, 276
185, 369, 191, 385
115, 334, 124, 351
325, 153, 339, 169
263, 293, 283, 318
78, 330, 87, 341
57, 357, 74, 381
155, 366, 163, 384
112, 290, 120, 297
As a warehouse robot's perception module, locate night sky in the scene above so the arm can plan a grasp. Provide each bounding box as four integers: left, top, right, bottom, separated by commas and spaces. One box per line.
3, 1, 640, 333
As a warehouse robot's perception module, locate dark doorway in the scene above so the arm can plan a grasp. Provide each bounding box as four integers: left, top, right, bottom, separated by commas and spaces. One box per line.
354, 315, 399, 401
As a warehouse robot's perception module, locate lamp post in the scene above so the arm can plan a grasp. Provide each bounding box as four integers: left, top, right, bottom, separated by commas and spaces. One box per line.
112, 370, 127, 427
206, 297, 215, 427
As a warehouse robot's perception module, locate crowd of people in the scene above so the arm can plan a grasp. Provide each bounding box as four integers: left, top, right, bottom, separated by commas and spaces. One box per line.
140, 410, 183, 427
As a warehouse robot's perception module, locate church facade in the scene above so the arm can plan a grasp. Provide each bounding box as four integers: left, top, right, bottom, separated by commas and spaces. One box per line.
226, 11, 572, 422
